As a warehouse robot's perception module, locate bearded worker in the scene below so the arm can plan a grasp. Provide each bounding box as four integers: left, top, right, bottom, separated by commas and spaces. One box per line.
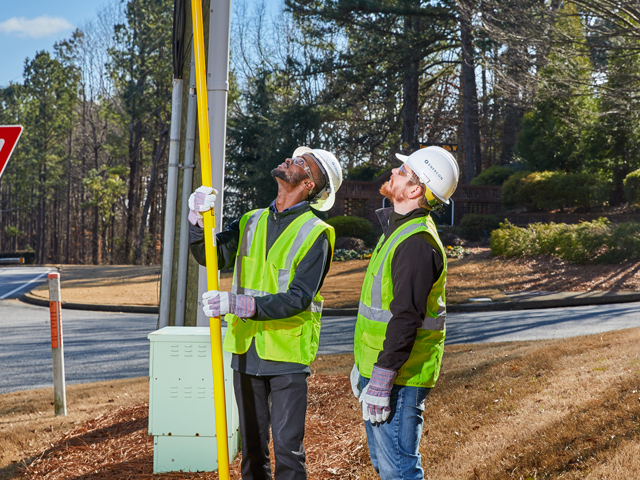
351, 146, 459, 480
188, 147, 342, 480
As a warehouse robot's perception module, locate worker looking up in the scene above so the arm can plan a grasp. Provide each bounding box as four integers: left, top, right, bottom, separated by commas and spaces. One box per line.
189, 147, 342, 480
351, 146, 459, 480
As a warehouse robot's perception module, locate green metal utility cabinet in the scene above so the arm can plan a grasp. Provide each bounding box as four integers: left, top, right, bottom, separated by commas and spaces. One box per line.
148, 326, 239, 473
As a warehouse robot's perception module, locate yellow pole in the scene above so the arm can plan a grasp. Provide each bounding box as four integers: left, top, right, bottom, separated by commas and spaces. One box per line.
190, 1, 230, 478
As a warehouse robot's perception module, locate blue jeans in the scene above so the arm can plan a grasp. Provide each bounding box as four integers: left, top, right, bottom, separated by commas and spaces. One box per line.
361, 376, 430, 480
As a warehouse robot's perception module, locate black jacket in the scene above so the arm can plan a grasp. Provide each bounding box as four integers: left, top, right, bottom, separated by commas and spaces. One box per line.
190, 201, 331, 375
372, 207, 444, 372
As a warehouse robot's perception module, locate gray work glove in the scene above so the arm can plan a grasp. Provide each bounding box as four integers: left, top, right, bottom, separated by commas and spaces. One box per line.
360, 365, 397, 424
350, 364, 361, 399
188, 186, 218, 227
201, 290, 256, 319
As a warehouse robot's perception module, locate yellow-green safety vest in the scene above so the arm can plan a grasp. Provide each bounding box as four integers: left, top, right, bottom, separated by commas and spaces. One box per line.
223, 208, 335, 365
354, 215, 447, 387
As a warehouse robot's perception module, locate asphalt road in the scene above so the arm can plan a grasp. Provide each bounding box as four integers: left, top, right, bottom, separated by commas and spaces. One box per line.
445, 302, 640, 345
0, 300, 158, 394
316, 302, 640, 354
1, 298, 639, 393
0, 266, 55, 300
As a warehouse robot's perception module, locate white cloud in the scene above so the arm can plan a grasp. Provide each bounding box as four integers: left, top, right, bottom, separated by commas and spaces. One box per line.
0, 15, 74, 38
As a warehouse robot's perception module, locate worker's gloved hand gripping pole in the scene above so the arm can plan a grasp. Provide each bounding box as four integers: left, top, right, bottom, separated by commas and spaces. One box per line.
191, 1, 230, 478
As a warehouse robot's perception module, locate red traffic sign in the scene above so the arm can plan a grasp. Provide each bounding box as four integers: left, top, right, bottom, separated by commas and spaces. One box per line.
0, 125, 23, 181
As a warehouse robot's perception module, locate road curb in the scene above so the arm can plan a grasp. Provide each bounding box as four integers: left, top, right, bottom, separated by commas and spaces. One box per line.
21, 292, 159, 315
21, 291, 640, 316
448, 292, 640, 313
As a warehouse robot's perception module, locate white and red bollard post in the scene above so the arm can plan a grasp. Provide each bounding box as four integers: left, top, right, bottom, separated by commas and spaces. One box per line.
48, 272, 67, 416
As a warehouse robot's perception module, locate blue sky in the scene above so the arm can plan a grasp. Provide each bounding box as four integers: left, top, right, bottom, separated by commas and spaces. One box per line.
1, 0, 284, 88
0, 0, 111, 87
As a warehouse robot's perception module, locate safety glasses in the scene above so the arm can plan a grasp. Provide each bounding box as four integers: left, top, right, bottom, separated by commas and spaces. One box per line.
292, 156, 315, 184
398, 164, 420, 184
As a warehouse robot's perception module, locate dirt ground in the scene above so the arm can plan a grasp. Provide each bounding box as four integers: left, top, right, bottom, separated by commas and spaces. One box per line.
3, 330, 640, 479
3, 250, 640, 479
29, 247, 640, 308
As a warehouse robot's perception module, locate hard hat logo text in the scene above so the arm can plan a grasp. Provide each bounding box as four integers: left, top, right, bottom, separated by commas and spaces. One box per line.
424, 160, 443, 181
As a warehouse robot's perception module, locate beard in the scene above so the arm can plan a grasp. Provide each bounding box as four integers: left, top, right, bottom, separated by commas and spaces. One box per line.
379, 180, 407, 204
271, 166, 307, 185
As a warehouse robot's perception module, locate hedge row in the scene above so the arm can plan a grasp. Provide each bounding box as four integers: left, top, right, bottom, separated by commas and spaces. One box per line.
326, 215, 377, 247
469, 164, 521, 186
501, 171, 610, 211
457, 214, 501, 241
471, 168, 640, 211
490, 218, 640, 264
624, 169, 640, 206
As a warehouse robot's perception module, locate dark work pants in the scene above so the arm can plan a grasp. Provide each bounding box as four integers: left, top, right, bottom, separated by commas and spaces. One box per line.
233, 370, 308, 480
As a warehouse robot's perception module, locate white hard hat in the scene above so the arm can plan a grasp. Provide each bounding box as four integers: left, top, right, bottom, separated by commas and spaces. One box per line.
292, 146, 343, 211
395, 146, 459, 204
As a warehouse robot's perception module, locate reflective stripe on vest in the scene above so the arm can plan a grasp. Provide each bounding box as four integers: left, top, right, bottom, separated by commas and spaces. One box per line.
232, 209, 265, 293
357, 302, 446, 331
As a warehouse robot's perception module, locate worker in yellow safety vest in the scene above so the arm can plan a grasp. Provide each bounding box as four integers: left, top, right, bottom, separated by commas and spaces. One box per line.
351, 146, 459, 480
188, 147, 342, 480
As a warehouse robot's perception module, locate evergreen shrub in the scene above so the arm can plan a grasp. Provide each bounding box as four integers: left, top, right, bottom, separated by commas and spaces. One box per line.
458, 214, 501, 241
470, 165, 520, 186
602, 222, 640, 263
533, 222, 566, 256
502, 171, 535, 210
326, 216, 376, 246
334, 237, 366, 251
501, 171, 609, 211
552, 172, 609, 210
623, 169, 640, 206
490, 218, 640, 264
490, 221, 540, 258
553, 218, 610, 263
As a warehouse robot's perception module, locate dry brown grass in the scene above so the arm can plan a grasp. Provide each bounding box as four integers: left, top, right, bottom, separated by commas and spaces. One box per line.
10, 251, 640, 478
2, 327, 640, 479
445, 248, 640, 305
30, 265, 163, 307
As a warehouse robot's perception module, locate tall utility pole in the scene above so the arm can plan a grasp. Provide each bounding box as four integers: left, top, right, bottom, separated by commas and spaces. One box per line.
196, 0, 232, 327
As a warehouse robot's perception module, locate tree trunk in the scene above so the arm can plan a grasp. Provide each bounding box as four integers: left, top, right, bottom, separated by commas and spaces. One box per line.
147, 184, 159, 264
100, 222, 108, 266
36, 160, 46, 264
53, 197, 59, 263
401, 11, 421, 152
135, 129, 168, 262
92, 205, 100, 264
124, 118, 143, 263
501, 102, 522, 163
459, 0, 481, 183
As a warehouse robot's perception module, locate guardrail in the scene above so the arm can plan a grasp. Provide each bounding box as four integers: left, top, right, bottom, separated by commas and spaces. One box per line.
0, 257, 24, 264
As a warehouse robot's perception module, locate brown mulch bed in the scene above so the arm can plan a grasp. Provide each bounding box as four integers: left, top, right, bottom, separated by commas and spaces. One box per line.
16, 375, 369, 479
